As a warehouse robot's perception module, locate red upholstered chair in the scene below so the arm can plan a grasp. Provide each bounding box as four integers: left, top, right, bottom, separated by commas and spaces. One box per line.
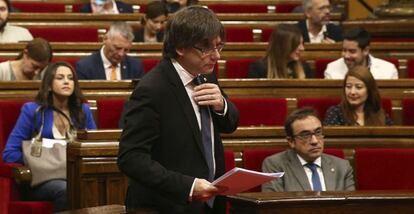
207, 4, 268, 13
52, 57, 80, 68
142, 59, 160, 74
29, 27, 101, 42
355, 148, 414, 190
297, 97, 341, 121
274, 3, 300, 12
230, 98, 287, 126
402, 98, 414, 125
243, 148, 285, 192
96, 98, 127, 129
314, 58, 335, 78
225, 59, 256, 78
407, 58, 414, 78
261, 28, 273, 42
0, 100, 53, 213
225, 27, 254, 42
224, 150, 235, 172
11, 2, 66, 12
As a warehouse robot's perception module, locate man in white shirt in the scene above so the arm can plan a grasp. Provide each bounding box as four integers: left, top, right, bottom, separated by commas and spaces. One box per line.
0, 0, 33, 43
324, 27, 398, 79
297, 0, 342, 44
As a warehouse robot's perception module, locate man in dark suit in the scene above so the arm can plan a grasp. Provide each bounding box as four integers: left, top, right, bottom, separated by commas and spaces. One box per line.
297, 0, 342, 43
75, 21, 144, 80
262, 108, 355, 192
80, 0, 133, 13
117, 6, 239, 214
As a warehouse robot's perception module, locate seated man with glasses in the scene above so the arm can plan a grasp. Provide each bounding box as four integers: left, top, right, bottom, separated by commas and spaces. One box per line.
262, 107, 355, 192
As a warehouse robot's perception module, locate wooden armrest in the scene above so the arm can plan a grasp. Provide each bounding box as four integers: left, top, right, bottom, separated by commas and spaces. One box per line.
12, 165, 32, 184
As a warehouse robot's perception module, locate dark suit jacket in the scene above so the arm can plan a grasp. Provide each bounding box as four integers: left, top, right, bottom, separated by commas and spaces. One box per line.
80, 1, 133, 13
248, 60, 313, 78
117, 59, 239, 214
297, 20, 343, 43
262, 149, 355, 192
75, 51, 144, 80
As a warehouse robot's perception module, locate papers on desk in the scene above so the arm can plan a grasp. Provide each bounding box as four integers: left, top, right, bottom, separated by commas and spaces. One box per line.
212, 167, 284, 195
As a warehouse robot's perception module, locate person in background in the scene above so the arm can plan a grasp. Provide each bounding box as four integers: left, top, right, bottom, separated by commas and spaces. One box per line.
248, 24, 312, 79
134, 1, 168, 43
2, 62, 97, 212
262, 107, 355, 192
163, 0, 198, 14
297, 0, 342, 43
76, 21, 144, 80
0, 0, 33, 43
80, 0, 133, 14
324, 65, 392, 126
118, 6, 239, 214
324, 27, 398, 79
0, 38, 52, 80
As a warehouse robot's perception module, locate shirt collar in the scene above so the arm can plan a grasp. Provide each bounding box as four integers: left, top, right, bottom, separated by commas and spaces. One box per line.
297, 153, 322, 168
100, 46, 118, 68
171, 59, 196, 87
306, 20, 327, 39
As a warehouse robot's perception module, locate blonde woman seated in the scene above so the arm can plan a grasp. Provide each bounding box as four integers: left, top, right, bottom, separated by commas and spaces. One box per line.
0, 38, 52, 80
324, 65, 392, 126
248, 24, 312, 79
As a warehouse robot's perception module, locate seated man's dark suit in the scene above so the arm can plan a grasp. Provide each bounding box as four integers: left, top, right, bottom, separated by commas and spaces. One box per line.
80, 1, 133, 13
117, 59, 239, 213
297, 20, 343, 43
75, 52, 144, 80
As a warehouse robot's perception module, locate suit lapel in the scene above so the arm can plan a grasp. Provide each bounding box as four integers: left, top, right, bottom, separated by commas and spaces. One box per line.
120, 59, 128, 79
286, 150, 312, 191
321, 155, 336, 190
161, 60, 205, 155
96, 52, 108, 79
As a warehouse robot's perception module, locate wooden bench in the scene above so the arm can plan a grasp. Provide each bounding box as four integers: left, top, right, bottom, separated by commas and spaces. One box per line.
68, 126, 414, 209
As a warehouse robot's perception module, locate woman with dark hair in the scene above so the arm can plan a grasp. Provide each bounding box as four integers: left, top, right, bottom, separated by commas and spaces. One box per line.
248, 24, 312, 79
324, 65, 392, 126
2, 62, 96, 212
0, 38, 52, 80
134, 1, 168, 43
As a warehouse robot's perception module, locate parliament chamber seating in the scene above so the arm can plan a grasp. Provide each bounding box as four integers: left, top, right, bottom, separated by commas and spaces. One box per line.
355, 148, 414, 190
142, 59, 160, 73
406, 58, 414, 78
207, 3, 299, 13
402, 98, 414, 125
29, 27, 104, 42
225, 58, 256, 78
314, 58, 335, 78
296, 97, 341, 121
0, 100, 54, 213
229, 98, 287, 126
96, 98, 127, 129
11, 2, 67, 12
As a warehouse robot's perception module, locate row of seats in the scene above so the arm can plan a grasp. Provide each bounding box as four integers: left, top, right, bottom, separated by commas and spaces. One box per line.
11, 1, 300, 13
237, 147, 414, 192
1, 56, 411, 79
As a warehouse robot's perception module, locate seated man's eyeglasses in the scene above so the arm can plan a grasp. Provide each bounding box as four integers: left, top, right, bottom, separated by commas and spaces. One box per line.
293, 129, 324, 141
193, 43, 225, 56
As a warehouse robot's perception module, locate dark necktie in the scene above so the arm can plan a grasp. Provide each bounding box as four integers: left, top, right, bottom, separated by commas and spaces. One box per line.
193, 75, 214, 182
193, 75, 215, 207
305, 162, 323, 191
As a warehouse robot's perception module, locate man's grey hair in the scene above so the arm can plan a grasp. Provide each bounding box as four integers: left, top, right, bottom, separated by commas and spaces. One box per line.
107, 21, 135, 41
302, 0, 314, 10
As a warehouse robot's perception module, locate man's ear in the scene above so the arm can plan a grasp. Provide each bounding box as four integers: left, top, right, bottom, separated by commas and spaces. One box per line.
287, 137, 295, 149
362, 46, 370, 56
175, 47, 185, 57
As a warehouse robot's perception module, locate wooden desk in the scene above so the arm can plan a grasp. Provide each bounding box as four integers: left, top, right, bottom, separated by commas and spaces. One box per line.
228, 191, 414, 214
67, 127, 414, 209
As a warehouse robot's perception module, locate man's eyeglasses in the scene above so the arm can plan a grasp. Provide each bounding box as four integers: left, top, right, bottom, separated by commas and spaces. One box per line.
293, 129, 324, 142
193, 43, 225, 56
